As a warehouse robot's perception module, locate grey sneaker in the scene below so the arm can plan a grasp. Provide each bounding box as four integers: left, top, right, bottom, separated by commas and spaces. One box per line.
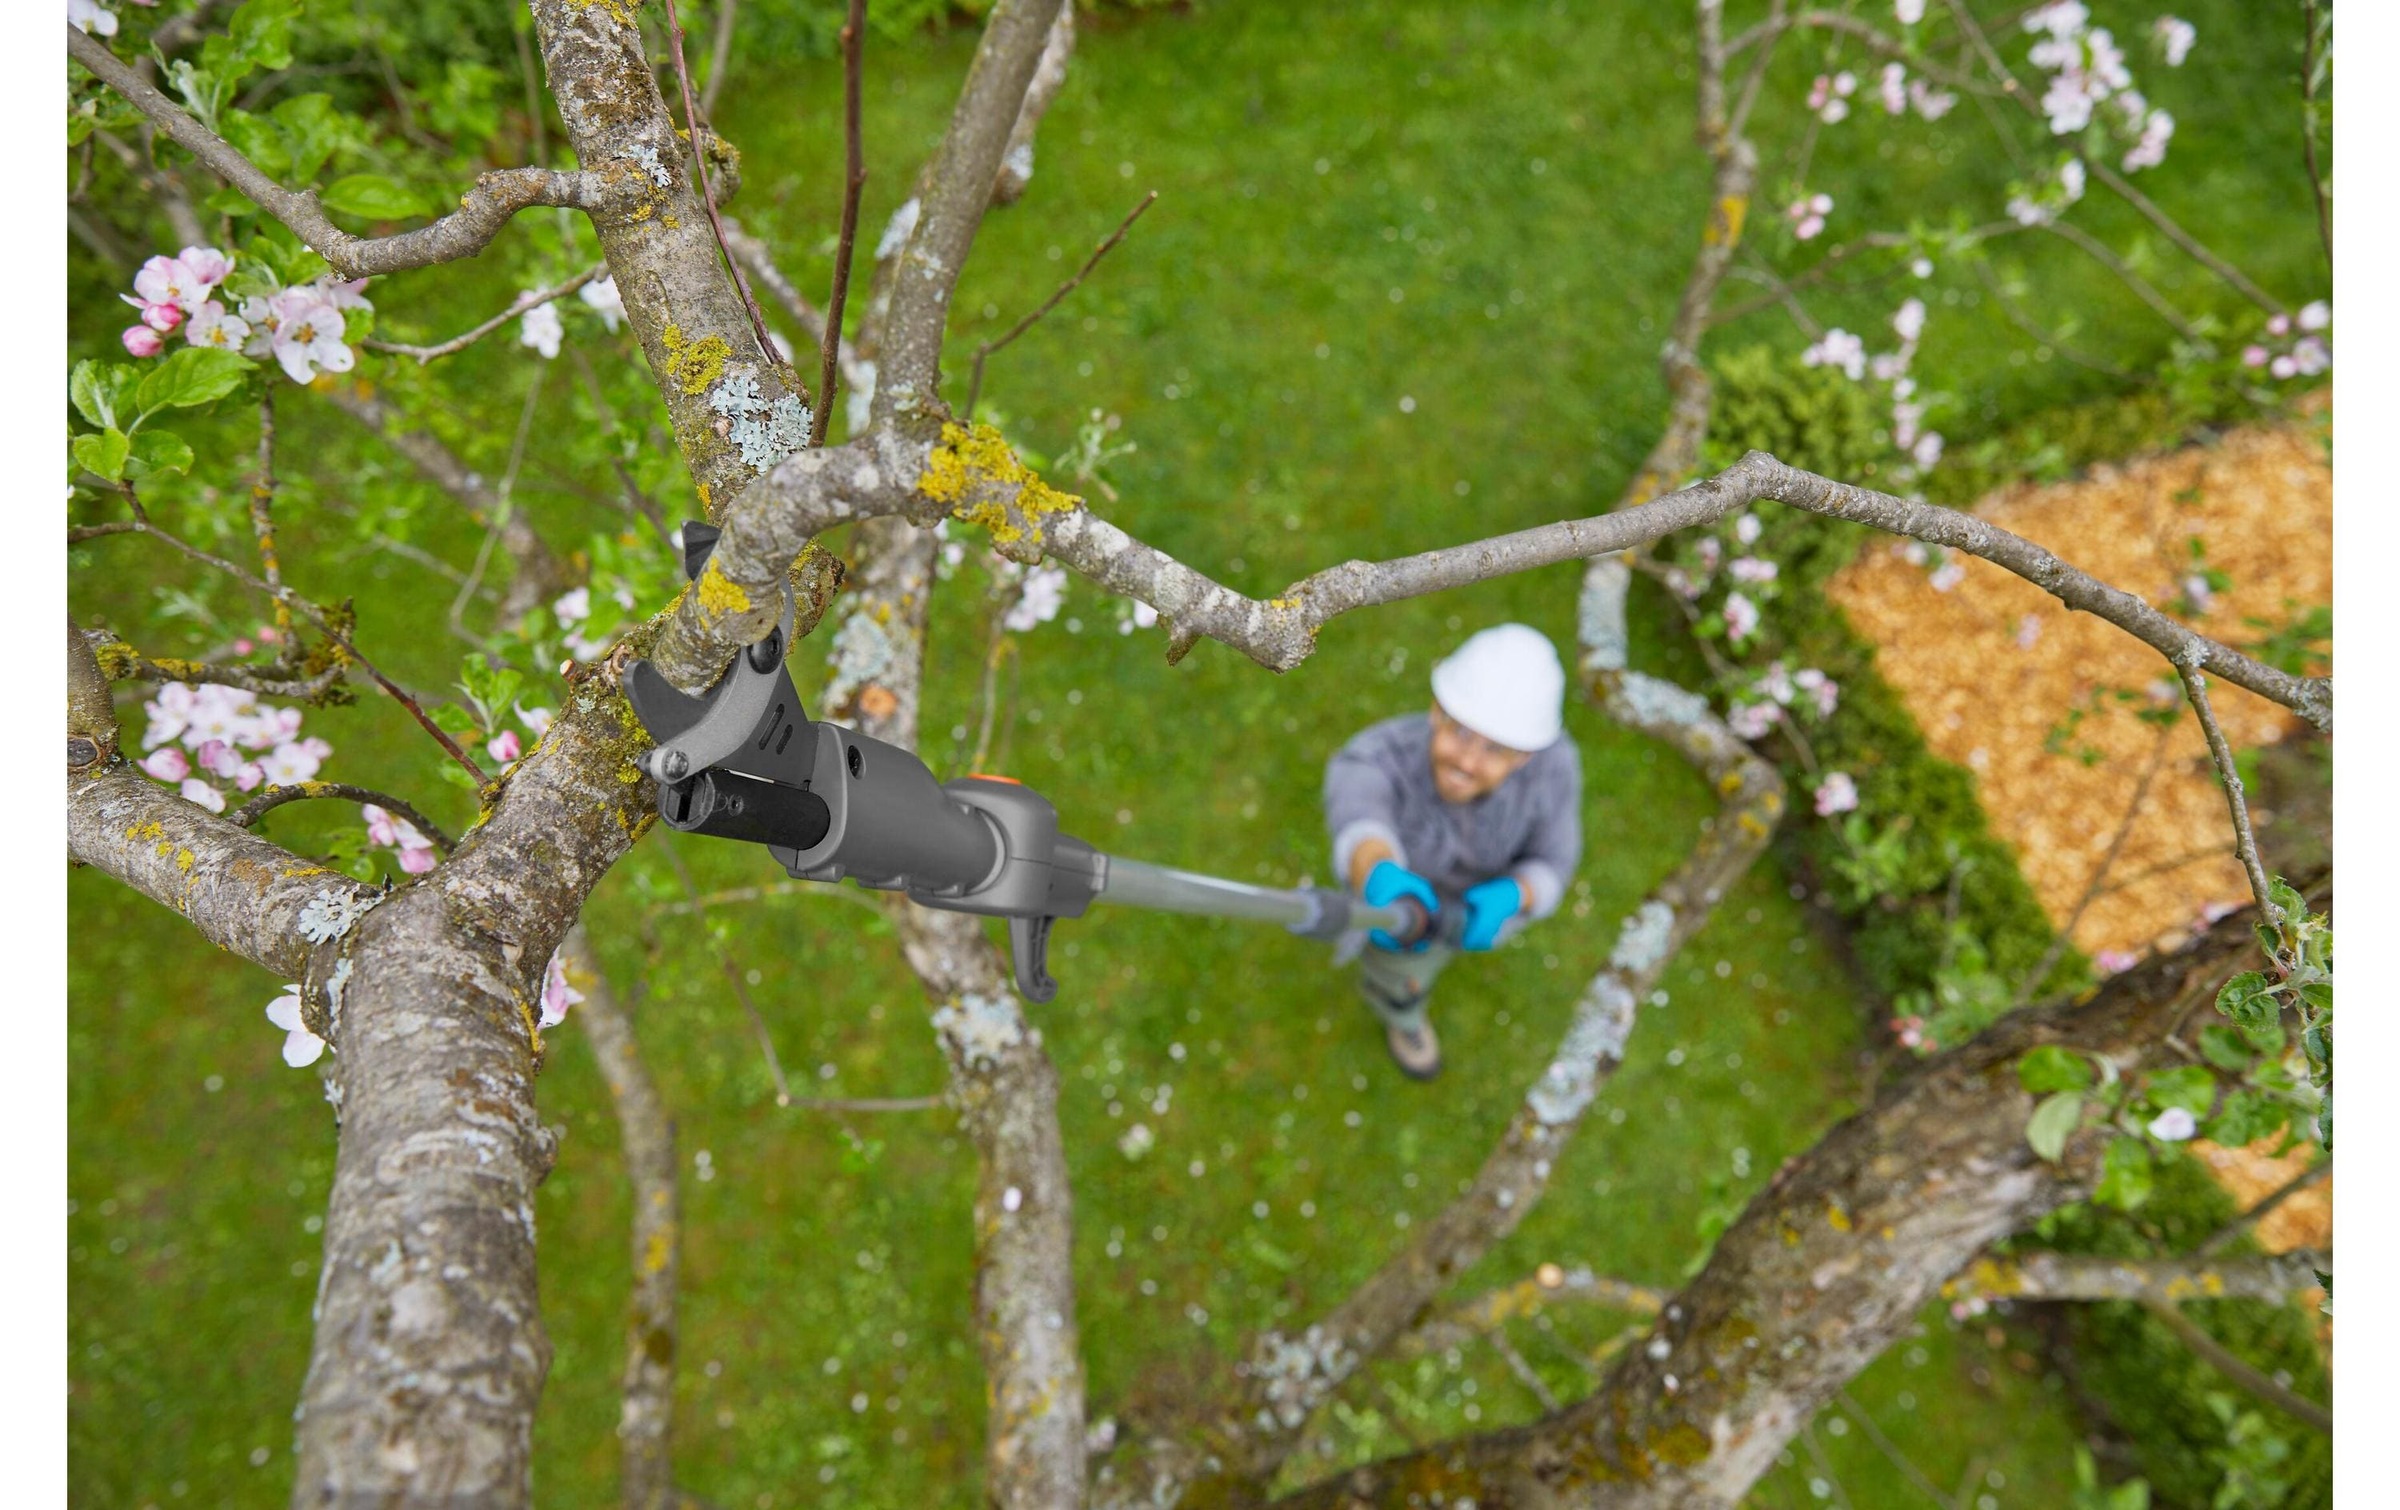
1384, 1020, 1443, 1081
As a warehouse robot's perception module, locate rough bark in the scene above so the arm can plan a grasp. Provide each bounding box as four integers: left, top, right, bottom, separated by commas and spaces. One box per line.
871, 0, 1070, 421
1273, 889, 2308, 1509
524, 0, 808, 528
562, 928, 685, 1510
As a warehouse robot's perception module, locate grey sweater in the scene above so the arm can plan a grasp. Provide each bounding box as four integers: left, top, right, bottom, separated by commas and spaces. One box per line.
1322, 713, 1583, 921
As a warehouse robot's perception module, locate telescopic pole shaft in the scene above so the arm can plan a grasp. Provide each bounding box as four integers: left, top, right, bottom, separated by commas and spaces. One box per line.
1095, 855, 1415, 940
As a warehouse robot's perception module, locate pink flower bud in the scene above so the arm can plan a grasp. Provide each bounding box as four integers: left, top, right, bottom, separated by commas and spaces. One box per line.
122, 325, 165, 358
2241, 345, 2270, 368
142, 301, 185, 333
141, 747, 191, 782
232, 638, 254, 655
398, 846, 439, 875
487, 729, 523, 763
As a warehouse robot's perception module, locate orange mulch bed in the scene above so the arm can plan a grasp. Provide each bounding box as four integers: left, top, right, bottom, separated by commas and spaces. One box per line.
1827, 404, 2331, 1251
1828, 412, 2329, 960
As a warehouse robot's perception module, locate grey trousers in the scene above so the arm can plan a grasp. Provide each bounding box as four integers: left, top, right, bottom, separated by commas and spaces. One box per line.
1354, 940, 1459, 1035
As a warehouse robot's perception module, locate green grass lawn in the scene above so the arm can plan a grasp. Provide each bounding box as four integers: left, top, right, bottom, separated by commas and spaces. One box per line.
69, 1, 2323, 1504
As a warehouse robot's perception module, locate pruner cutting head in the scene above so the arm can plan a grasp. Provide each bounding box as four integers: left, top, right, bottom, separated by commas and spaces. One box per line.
621, 524, 1103, 1003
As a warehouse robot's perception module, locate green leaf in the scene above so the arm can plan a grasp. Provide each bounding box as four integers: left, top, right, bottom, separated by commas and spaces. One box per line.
270, 94, 343, 186
320, 174, 430, 221
2017, 1045, 2093, 1095
2144, 1065, 2218, 1117
71, 427, 131, 482
2214, 970, 2278, 1029
2025, 1091, 2083, 1163
2094, 1136, 2153, 1210
2206, 1090, 2286, 1148
136, 347, 253, 413
226, 0, 299, 71
126, 429, 196, 480
2198, 1025, 2252, 1071
2268, 876, 2306, 923
70, 359, 130, 430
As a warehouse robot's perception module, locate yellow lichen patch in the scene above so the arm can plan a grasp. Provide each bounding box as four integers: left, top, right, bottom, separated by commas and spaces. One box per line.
695, 481, 711, 512
661, 323, 733, 396
573, 0, 635, 23
919, 422, 1083, 553
126, 820, 165, 843
175, 848, 196, 873
643, 1228, 673, 1275
694, 559, 751, 617
1650, 1422, 1713, 1468
1737, 811, 1770, 840
1825, 1201, 1853, 1233
1717, 770, 1745, 796
1703, 193, 1748, 248
662, 213, 680, 229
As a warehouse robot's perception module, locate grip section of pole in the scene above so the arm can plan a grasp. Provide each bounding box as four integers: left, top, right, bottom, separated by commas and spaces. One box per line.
1096, 856, 1412, 939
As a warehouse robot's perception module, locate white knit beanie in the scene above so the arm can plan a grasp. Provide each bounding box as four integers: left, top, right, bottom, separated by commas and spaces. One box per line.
1429, 623, 1566, 752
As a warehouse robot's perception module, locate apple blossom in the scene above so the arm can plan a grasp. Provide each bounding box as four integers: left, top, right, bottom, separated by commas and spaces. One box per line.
133, 249, 227, 314
2146, 1106, 2196, 1142
1727, 702, 1779, 740
488, 729, 524, 764
1894, 0, 1925, 22
1813, 771, 1860, 817
1879, 63, 1907, 116
1729, 556, 1778, 584
2152, 16, 2195, 67
553, 586, 591, 625
1785, 192, 1833, 241
180, 778, 227, 813
1893, 297, 1927, 343
1723, 590, 1760, 643
398, 846, 438, 875
122, 325, 164, 358
196, 740, 243, 779
579, 275, 626, 332
2095, 949, 2140, 975
519, 299, 564, 360
1908, 79, 1957, 120
141, 747, 191, 782
516, 704, 555, 738
262, 287, 357, 384
2242, 345, 2270, 368
1005, 564, 1069, 632
266, 985, 328, 1067
2299, 300, 2330, 332
540, 952, 583, 1028
69, 0, 118, 37
1801, 328, 1866, 380
184, 300, 251, 351
259, 742, 324, 786
2121, 109, 2175, 171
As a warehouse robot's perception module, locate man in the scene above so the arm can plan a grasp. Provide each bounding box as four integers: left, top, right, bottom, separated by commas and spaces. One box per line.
1322, 623, 1583, 1079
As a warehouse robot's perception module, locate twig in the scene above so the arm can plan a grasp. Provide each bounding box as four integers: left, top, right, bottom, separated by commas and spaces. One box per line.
1798, 1423, 1859, 1510
2086, 159, 2285, 317
86, 633, 351, 702
230, 782, 457, 853
68, 521, 145, 543
1969, 253, 2129, 376
786, 1094, 946, 1114
660, 834, 795, 1105
969, 614, 1018, 774
363, 264, 607, 364
1833, 1390, 1959, 1509
449, 368, 547, 637
965, 190, 1157, 418
1483, 1327, 1559, 1413
251, 386, 290, 630
68, 24, 618, 280
813, 0, 868, 448
700, 0, 740, 118
2141, 1298, 2329, 1433
2301, 0, 2331, 269
2038, 220, 2201, 340
94, 506, 489, 782
2174, 658, 2279, 929
2195, 1161, 2329, 1259
2012, 719, 2173, 1006
659, 0, 781, 368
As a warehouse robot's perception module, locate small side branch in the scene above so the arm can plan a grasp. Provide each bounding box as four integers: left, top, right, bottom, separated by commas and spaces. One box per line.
230, 782, 457, 854
2196, 1161, 2329, 1259
1945, 1249, 2327, 1306
364, 264, 608, 364
2174, 658, 2279, 924
965, 190, 1156, 418
812, 0, 869, 448
2143, 1297, 2331, 1433
659, 0, 781, 364
69, 25, 626, 279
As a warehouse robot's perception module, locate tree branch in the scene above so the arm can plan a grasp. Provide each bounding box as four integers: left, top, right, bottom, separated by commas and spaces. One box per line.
68, 24, 628, 280
66, 625, 354, 978
814, 0, 868, 447
2142, 1296, 2331, 1433
229, 781, 457, 854
871, 0, 1071, 420
992, 2, 1077, 205
561, 928, 686, 1510
1270, 886, 2317, 1508
1945, 1248, 2328, 1305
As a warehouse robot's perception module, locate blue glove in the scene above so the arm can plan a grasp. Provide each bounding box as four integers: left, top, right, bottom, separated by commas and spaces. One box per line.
1362, 860, 1438, 952
1460, 876, 1525, 952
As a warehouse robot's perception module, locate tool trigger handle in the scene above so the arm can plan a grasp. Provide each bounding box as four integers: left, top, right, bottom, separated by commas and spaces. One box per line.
1008, 914, 1060, 1004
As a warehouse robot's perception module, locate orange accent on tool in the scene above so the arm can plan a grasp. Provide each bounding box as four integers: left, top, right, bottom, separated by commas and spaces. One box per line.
967, 773, 1024, 785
